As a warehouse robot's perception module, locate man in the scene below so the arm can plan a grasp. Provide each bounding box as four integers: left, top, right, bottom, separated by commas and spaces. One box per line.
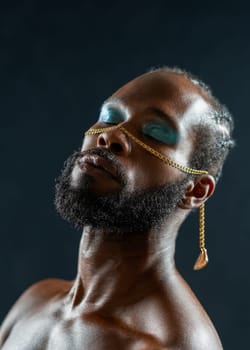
0, 67, 234, 349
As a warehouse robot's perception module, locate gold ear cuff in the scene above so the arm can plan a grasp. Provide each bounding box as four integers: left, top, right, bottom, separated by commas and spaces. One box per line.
85, 125, 209, 270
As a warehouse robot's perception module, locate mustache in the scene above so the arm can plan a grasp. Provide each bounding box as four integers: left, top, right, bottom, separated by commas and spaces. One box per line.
77, 148, 128, 186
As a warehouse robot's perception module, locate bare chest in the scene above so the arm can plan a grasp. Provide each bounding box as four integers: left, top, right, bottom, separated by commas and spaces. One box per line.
2, 314, 163, 350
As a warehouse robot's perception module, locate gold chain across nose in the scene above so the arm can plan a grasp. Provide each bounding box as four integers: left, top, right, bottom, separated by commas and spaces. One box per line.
85, 124, 209, 270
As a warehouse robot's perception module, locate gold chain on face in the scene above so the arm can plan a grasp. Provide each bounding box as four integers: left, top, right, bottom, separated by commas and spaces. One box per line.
85, 124, 208, 175
85, 124, 209, 270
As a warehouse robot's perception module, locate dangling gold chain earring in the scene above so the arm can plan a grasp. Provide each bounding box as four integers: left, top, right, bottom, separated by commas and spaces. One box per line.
193, 203, 208, 270
85, 125, 209, 270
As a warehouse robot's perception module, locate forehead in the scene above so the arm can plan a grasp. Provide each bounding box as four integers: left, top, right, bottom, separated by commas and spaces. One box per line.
109, 72, 210, 123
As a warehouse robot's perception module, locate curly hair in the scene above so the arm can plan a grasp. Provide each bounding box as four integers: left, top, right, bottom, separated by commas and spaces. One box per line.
148, 66, 235, 182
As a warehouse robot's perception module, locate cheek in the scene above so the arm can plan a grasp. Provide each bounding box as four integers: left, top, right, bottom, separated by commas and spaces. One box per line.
126, 152, 182, 191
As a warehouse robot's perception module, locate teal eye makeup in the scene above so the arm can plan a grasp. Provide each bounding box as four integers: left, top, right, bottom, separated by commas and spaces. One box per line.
142, 120, 179, 145
99, 106, 126, 125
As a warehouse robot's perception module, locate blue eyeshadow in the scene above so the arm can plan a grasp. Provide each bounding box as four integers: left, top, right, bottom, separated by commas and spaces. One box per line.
99, 106, 126, 125
142, 120, 179, 145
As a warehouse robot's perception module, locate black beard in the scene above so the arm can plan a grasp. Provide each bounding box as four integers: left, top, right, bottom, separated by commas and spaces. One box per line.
54, 149, 189, 234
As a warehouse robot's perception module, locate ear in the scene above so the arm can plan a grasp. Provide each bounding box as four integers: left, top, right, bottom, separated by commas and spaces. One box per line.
179, 175, 216, 209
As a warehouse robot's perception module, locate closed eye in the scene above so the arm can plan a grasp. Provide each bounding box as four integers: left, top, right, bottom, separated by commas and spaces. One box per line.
142, 120, 179, 145
99, 106, 126, 125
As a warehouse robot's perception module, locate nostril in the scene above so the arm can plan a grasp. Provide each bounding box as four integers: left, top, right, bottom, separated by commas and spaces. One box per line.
98, 136, 106, 146
111, 143, 123, 153
97, 133, 129, 155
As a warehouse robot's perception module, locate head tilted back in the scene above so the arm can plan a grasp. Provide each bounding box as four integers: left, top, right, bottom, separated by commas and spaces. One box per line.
147, 66, 235, 182
85, 66, 235, 270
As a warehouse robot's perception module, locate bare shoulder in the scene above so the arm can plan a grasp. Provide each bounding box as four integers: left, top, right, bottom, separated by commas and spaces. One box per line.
18, 278, 72, 304
148, 273, 224, 350
168, 279, 224, 350
158, 314, 223, 350
2, 278, 72, 316
0, 278, 72, 346
175, 323, 224, 350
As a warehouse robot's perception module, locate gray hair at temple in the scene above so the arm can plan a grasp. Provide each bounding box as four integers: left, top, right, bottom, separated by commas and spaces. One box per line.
148, 67, 235, 183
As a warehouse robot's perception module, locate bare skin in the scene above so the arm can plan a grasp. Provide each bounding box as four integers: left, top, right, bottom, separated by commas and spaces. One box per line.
0, 71, 223, 349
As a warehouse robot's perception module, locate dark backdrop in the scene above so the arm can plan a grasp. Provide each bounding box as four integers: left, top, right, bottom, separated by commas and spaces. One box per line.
0, 1, 249, 349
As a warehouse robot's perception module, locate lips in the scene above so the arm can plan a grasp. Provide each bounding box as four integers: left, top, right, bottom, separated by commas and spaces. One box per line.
77, 154, 119, 180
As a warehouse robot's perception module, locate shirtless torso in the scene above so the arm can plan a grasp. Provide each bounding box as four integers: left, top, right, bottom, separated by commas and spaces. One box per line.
0, 275, 222, 350
0, 69, 232, 350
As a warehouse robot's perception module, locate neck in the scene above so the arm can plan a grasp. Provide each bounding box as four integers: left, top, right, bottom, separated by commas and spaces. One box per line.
67, 216, 182, 314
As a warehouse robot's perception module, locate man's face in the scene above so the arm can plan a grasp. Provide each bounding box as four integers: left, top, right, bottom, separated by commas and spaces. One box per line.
55, 72, 210, 233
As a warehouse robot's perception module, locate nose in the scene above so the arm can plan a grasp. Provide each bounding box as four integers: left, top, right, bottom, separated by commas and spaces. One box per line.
97, 128, 131, 156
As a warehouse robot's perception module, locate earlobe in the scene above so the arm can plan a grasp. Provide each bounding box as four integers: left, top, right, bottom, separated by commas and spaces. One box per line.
179, 175, 216, 209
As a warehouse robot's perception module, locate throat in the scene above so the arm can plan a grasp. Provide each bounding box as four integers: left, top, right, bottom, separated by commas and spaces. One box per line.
66, 227, 176, 314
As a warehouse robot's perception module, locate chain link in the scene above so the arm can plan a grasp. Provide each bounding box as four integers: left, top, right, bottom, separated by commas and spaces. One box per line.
85, 125, 208, 175
85, 124, 208, 269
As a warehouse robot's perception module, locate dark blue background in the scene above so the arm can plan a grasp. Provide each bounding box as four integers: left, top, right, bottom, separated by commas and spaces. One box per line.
0, 1, 249, 349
